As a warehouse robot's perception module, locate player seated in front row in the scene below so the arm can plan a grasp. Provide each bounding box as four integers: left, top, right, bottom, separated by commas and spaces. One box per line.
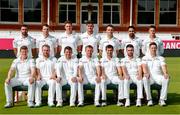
121, 44, 143, 107
142, 42, 170, 106
4, 46, 36, 108
35, 44, 57, 107
56, 46, 80, 107
100, 45, 124, 106
78, 45, 102, 107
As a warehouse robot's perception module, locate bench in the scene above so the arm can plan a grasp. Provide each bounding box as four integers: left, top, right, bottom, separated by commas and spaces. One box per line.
12, 83, 161, 105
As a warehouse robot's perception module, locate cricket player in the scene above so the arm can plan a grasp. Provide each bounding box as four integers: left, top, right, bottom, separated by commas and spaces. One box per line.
13, 25, 36, 102
99, 25, 120, 58
100, 45, 124, 106
121, 26, 142, 57
58, 20, 81, 57
142, 25, 164, 56
4, 46, 36, 108
142, 42, 169, 106
121, 44, 143, 107
36, 24, 57, 58
78, 45, 102, 107
13, 25, 36, 58
80, 21, 101, 58
56, 46, 79, 107
35, 44, 57, 107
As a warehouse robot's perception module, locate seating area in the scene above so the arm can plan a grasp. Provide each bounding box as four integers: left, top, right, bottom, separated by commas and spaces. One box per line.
12, 83, 161, 106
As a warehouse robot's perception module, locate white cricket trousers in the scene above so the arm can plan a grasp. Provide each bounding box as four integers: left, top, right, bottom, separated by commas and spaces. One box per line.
4, 77, 35, 104
143, 74, 169, 100
56, 78, 67, 103
78, 76, 101, 104
101, 76, 124, 101
35, 78, 56, 104
124, 76, 143, 99
67, 78, 78, 105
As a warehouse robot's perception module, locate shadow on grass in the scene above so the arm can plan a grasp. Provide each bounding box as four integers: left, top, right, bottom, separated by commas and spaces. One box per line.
9, 92, 180, 107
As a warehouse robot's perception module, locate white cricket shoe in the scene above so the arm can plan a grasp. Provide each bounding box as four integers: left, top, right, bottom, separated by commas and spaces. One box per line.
147, 100, 153, 106
125, 99, 130, 107
136, 99, 141, 107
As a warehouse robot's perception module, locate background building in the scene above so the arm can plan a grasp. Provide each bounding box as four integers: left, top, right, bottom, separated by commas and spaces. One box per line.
0, 0, 180, 57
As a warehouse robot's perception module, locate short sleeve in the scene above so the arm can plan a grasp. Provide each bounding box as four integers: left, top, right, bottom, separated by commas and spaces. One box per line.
76, 35, 82, 46
78, 58, 83, 66
53, 37, 58, 48
11, 59, 17, 69
159, 56, 166, 66
141, 56, 147, 64
31, 38, 36, 49
120, 58, 126, 66
30, 59, 35, 68
94, 58, 100, 66
100, 58, 104, 67
13, 39, 18, 48
99, 39, 103, 50
136, 58, 142, 66
115, 58, 121, 67
36, 58, 40, 69
55, 61, 62, 77
36, 39, 40, 48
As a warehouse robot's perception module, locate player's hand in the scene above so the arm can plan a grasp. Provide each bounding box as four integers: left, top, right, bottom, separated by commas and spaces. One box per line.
5, 78, 10, 84
101, 75, 106, 80
77, 77, 83, 83
125, 75, 130, 80
71, 77, 77, 83
37, 76, 41, 81
144, 73, 150, 79
164, 74, 169, 79
137, 76, 142, 80
29, 77, 34, 84
119, 76, 124, 80
50, 76, 56, 80
95, 77, 101, 83
56, 77, 61, 83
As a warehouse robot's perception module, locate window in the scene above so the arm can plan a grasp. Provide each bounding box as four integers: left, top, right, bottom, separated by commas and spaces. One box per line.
103, 0, 120, 24
0, 0, 18, 22
59, 0, 76, 23
81, 3, 98, 24
24, 0, 41, 23
137, 0, 155, 25
159, 0, 177, 25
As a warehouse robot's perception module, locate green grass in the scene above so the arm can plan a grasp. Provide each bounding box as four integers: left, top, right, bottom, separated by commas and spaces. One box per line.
0, 58, 180, 114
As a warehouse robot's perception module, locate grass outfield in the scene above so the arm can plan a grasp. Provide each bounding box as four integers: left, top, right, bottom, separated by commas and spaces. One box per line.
0, 58, 180, 114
